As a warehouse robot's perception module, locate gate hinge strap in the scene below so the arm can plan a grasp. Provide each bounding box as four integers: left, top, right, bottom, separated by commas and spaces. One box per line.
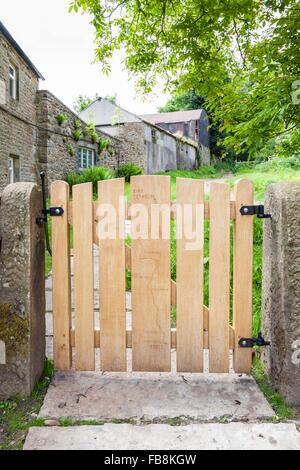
239, 332, 270, 348
240, 205, 271, 219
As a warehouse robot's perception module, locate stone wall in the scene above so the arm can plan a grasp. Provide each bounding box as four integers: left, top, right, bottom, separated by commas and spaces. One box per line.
200, 144, 211, 166
0, 183, 45, 399
97, 122, 148, 172
261, 182, 300, 407
0, 33, 39, 192
36, 90, 121, 188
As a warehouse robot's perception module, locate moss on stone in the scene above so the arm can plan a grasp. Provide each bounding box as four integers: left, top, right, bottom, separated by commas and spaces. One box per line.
0, 303, 29, 360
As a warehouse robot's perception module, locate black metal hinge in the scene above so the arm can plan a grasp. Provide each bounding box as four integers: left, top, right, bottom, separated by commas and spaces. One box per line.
239, 332, 270, 348
240, 205, 271, 219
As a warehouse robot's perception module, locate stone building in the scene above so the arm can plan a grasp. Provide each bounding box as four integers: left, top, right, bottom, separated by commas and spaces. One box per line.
0, 21, 43, 191
0, 22, 120, 193
140, 110, 210, 166
79, 98, 201, 173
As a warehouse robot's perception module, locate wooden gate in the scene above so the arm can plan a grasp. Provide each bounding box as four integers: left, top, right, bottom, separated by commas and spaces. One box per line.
51, 176, 254, 374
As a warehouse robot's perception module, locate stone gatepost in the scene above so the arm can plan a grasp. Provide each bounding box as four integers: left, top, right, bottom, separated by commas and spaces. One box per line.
0, 183, 45, 399
261, 182, 300, 407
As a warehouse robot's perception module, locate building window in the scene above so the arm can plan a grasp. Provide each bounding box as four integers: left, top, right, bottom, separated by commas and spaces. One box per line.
77, 147, 94, 169
8, 156, 20, 183
184, 122, 190, 137
9, 64, 18, 99
195, 120, 199, 140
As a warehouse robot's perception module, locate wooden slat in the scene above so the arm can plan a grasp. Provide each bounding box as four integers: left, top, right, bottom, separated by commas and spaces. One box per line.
70, 326, 235, 349
176, 178, 204, 372
98, 178, 126, 371
125, 244, 131, 271
209, 183, 230, 373
73, 182, 95, 371
131, 175, 171, 371
233, 179, 254, 373
51, 181, 72, 370
68, 200, 237, 227
171, 280, 177, 307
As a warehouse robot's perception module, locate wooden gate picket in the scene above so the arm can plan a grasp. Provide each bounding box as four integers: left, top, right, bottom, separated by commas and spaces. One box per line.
51, 180, 72, 371
209, 183, 230, 373
51, 175, 254, 375
233, 179, 254, 373
176, 178, 204, 372
73, 182, 95, 371
98, 178, 126, 371
131, 175, 171, 372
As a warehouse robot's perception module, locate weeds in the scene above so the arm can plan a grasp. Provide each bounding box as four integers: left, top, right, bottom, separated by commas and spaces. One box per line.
252, 357, 297, 421
0, 359, 54, 450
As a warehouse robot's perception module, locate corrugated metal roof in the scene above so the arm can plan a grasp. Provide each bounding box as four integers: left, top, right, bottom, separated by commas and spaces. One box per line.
0, 21, 44, 80
140, 109, 204, 124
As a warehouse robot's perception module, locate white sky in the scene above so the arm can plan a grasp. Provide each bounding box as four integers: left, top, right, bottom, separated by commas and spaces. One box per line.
1, 0, 170, 114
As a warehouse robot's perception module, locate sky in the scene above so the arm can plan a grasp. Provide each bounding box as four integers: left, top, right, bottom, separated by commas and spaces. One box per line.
1, 0, 170, 114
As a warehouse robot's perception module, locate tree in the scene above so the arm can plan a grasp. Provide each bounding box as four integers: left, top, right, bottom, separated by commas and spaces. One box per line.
73, 93, 118, 113
69, 1, 299, 157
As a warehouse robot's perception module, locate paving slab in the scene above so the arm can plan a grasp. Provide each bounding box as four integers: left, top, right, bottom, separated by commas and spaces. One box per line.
39, 370, 274, 421
23, 423, 300, 450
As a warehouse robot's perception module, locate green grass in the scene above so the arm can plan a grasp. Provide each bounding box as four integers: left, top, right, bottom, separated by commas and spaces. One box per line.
227, 168, 300, 201
252, 357, 298, 421
0, 359, 54, 450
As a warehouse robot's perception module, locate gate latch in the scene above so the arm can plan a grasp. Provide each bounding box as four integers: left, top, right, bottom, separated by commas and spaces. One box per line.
239, 332, 270, 348
240, 205, 271, 219
36, 172, 64, 225
36, 172, 64, 256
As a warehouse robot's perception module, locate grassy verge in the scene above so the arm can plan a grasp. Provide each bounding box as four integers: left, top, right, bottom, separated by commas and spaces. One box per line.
252, 357, 299, 422
0, 359, 54, 450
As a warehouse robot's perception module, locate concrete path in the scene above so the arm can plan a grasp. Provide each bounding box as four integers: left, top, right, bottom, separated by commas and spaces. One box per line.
24, 423, 300, 450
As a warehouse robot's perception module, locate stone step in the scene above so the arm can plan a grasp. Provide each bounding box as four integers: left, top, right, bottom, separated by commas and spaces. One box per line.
38, 370, 274, 422
23, 423, 300, 450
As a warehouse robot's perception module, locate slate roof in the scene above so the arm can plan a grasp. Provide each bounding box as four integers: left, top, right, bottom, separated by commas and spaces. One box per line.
0, 21, 44, 80
140, 109, 204, 124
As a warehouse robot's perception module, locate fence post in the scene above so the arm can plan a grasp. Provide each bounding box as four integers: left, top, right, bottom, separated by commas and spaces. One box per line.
0, 182, 45, 399
261, 182, 300, 407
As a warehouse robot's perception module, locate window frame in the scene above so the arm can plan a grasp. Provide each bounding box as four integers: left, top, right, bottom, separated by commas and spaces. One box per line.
8, 156, 20, 184
9, 63, 18, 99
8, 157, 14, 184
77, 147, 95, 170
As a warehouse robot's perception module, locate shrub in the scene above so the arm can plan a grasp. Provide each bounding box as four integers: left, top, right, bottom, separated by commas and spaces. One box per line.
57, 113, 67, 125
73, 129, 83, 141
65, 166, 115, 194
67, 144, 75, 156
98, 137, 111, 155
117, 163, 143, 182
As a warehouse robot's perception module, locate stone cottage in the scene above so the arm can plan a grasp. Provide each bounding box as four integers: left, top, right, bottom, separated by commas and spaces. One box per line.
79, 98, 203, 173
0, 22, 121, 193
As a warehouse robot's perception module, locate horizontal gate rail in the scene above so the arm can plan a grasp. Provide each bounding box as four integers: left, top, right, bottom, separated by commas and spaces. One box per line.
69, 326, 235, 350
67, 200, 237, 224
